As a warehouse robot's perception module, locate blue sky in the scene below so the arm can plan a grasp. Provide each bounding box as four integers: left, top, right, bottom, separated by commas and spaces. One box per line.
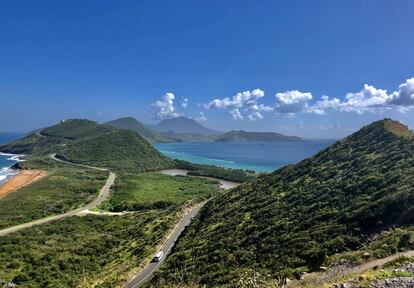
1, 0, 413, 138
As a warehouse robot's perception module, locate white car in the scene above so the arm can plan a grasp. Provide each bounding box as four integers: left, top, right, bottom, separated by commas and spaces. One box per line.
152, 251, 164, 262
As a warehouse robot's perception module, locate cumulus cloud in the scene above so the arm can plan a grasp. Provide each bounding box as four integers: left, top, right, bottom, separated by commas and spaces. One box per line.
202, 77, 414, 119
308, 96, 341, 115
181, 98, 189, 108
388, 78, 414, 106
195, 112, 207, 121
274, 90, 313, 113
248, 112, 264, 121
205, 89, 271, 120
230, 108, 244, 120
152, 92, 180, 119
308, 78, 414, 114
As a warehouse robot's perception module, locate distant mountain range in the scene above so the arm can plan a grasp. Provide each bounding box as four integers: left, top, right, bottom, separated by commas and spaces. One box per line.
104, 117, 173, 143
144, 116, 220, 136
105, 116, 302, 143
215, 130, 303, 142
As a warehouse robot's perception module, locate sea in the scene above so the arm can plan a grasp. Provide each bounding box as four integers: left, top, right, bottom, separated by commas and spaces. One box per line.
0, 133, 25, 185
155, 139, 337, 173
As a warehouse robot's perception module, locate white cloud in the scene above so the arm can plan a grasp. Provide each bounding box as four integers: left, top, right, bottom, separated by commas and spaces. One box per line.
308, 79, 414, 114
308, 95, 342, 115
181, 98, 189, 108
341, 84, 391, 113
388, 78, 414, 107
274, 90, 313, 113
195, 112, 207, 121
230, 108, 244, 120
248, 112, 264, 121
205, 89, 271, 120
202, 77, 414, 119
152, 92, 180, 119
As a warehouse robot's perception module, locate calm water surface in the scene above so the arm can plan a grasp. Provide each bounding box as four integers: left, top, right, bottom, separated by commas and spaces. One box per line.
155, 140, 336, 172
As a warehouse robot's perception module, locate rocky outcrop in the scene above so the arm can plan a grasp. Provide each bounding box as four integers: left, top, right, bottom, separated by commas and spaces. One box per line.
372, 277, 414, 288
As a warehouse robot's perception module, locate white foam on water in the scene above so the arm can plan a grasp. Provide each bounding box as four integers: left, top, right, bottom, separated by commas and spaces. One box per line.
0, 167, 18, 185
0, 152, 25, 162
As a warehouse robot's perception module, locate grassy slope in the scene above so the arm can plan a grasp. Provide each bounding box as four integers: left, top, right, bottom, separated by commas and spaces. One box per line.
174, 159, 256, 182
0, 170, 222, 287
62, 129, 172, 172
0, 211, 176, 288
0, 158, 107, 229
99, 172, 221, 212
0, 133, 68, 155
1, 119, 174, 173
151, 119, 414, 286
0, 119, 109, 155
41, 119, 111, 140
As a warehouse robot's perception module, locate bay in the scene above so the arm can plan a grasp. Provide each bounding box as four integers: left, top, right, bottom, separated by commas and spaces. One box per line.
155, 139, 336, 172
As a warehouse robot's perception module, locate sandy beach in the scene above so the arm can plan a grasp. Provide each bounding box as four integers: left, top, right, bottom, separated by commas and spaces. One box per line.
0, 170, 47, 199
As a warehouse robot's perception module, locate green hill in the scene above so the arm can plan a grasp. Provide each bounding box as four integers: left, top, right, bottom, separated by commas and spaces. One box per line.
148, 116, 219, 135
0, 119, 172, 172
152, 119, 414, 286
214, 130, 302, 142
41, 119, 111, 140
60, 129, 171, 172
104, 117, 174, 143
0, 132, 67, 154
0, 119, 110, 154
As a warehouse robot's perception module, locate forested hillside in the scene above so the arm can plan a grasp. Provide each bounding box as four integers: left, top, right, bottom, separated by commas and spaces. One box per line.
151, 119, 414, 286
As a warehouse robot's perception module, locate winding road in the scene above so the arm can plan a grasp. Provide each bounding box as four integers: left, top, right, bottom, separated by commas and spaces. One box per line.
123, 169, 239, 288
0, 160, 240, 287
124, 203, 205, 288
0, 156, 115, 237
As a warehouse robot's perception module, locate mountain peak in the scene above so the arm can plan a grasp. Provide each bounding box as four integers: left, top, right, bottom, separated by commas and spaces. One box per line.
382, 118, 413, 137
153, 116, 219, 135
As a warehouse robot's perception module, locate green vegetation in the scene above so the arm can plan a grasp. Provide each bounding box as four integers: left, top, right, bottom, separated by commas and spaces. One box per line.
214, 130, 302, 142
41, 119, 111, 140
174, 159, 255, 182
0, 119, 174, 172
61, 129, 172, 172
328, 227, 414, 266
99, 172, 221, 212
0, 132, 68, 154
150, 119, 414, 286
0, 211, 176, 288
0, 163, 107, 229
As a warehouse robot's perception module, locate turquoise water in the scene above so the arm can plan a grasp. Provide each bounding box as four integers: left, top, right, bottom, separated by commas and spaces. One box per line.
0, 133, 24, 184
155, 140, 336, 172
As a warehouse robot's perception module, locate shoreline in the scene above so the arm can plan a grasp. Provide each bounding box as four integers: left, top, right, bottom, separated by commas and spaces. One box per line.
0, 152, 26, 162
0, 170, 47, 199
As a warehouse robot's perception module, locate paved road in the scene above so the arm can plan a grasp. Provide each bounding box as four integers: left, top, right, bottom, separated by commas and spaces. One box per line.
159, 168, 240, 190
50, 153, 108, 171
124, 203, 205, 288
0, 160, 115, 237
124, 172, 240, 288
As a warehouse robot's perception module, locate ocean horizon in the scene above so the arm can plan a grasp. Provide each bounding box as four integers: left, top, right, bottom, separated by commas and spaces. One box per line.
155, 139, 336, 172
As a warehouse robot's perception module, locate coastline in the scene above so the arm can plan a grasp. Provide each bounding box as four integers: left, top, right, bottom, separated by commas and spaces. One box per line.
0, 170, 47, 199
0, 152, 26, 186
